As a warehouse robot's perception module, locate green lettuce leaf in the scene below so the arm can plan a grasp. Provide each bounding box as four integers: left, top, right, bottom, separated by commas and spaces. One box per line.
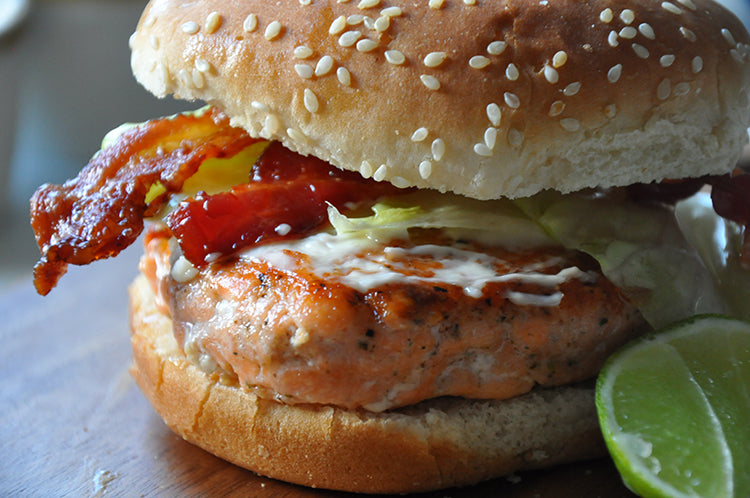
515, 191, 734, 328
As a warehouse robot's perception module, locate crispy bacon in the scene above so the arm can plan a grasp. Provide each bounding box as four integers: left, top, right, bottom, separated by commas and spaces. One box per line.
30, 108, 258, 295
166, 142, 403, 265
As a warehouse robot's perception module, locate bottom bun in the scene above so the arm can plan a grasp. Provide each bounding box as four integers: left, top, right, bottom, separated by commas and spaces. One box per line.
129, 275, 607, 494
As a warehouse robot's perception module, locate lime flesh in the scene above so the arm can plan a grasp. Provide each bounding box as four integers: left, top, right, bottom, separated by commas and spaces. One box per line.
596, 315, 750, 498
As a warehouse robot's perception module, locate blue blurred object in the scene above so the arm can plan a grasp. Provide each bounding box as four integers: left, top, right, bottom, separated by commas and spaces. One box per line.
715, 0, 750, 30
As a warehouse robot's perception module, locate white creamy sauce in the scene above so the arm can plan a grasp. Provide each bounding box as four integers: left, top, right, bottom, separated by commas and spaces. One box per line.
238, 232, 596, 305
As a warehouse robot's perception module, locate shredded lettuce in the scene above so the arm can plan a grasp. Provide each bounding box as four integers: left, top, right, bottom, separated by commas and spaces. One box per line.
329, 188, 750, 329
515, 191, 740, 328
328, 191, 556, 248
675, 193, 750, 322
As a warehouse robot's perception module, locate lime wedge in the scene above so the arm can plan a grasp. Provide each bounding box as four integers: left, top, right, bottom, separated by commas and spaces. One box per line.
596, 315, 750, 498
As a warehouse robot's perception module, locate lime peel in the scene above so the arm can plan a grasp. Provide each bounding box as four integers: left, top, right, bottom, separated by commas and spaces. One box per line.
596, 315, 750, 498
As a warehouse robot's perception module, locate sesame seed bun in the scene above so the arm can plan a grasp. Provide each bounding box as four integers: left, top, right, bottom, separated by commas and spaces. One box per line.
129, 275, 606, 494
130, 0, 750, 199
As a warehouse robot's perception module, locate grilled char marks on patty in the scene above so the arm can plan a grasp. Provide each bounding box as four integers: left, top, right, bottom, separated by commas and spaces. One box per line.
141, 228, 647, 411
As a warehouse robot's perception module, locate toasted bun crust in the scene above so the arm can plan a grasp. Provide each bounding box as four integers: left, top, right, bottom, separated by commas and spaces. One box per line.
130, 0, 750, 199
129, 275, 606, 493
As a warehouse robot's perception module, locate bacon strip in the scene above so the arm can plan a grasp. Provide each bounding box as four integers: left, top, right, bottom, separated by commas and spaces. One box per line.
166, 142, 404, 265
30, 108, 258, 295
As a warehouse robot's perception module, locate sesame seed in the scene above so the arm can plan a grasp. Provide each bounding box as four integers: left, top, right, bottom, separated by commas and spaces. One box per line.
638, 23, 655, 40
251, 101, 269, 112
661, 2, 682, 15
680, 27, 697, 42
608, 32, 619, 47
431, 138, 446, 161
374, 16, 390, 32
336, 67, 352, 86
463, 0, 477, 5
607, 64, 622, 83
484, 127, 498, 149
563, 81, 581, 96
429, 0, 445, 9
392, 176, 410, 188
632, 43, 650, 59
338, 31, 361, 47
329, 16, 347, 35
178, 69, 191, 87
181, 21, 200, 34
660, 54, 675, 67
300, 0, 312, 5
411, 127, 429, 142
287, 128, 308, 144
143, 16, 156, 29
373, 164, 387, 181
620, 9, 635, 24
304, 88, 320, 112
544, 65, 559, 84
419, 160, 432, 179
552, 51, 568, 68
195, 59, 212, 73
508, 129, 524, 147
275, 223, 292, 236
473, 143, 492, 156
420, 74, 441, 90
358, 0, 379, 9
295, 64, 314, 79
674, 82, 690, 95
294, 46, 314, 59
424, 52, 448, 67
360, 161, 373, 177
205, 12, 222, 34
676, 0, 696, 10
264, 114, 281, 135
149, 34, 159, 49
692, 55, 703, 73
657, 79, 671, 100
243, 14, 258, 32
504, 92, 520, 109
380, 6, 402, 16
505, 63, 520, 80
487, 41, 507, 55
486, 103, 502, 126
619, 26, 637, 39
192, 69, 205, 89
600, 8, 614, 23
470, 56, 491, 69
156, 63, 169, 85
722, 28, 737, 47
265, 21, 282, 40
315, 55, 334, 76
604, 104, 617, 118
356, 39, 378, 52
560, 118, 580, 132
347, 14, 365, 25
385, 50, 406, 65
547, 100, 565, 117
363, 17, 376, 29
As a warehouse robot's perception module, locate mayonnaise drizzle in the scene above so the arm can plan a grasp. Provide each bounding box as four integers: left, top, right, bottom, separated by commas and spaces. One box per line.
239, 232, 596, 305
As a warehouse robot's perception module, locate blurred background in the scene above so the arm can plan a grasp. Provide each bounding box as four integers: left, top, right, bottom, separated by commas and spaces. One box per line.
0, 0, 749, 293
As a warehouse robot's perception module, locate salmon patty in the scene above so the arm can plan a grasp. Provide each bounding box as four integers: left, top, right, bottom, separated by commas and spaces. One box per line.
140, 225, 647, 412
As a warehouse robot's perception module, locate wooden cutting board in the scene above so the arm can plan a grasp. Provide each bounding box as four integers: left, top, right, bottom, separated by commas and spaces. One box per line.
0, 244, 636, 497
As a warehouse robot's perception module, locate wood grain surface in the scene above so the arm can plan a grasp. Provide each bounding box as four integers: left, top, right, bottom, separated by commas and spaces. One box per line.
0, 243, 637, 497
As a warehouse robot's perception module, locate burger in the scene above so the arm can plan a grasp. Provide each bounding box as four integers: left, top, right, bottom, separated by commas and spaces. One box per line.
30, 0, 750, 493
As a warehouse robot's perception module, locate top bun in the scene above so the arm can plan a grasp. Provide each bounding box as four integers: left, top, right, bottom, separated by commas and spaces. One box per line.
130, 0, 750, 199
